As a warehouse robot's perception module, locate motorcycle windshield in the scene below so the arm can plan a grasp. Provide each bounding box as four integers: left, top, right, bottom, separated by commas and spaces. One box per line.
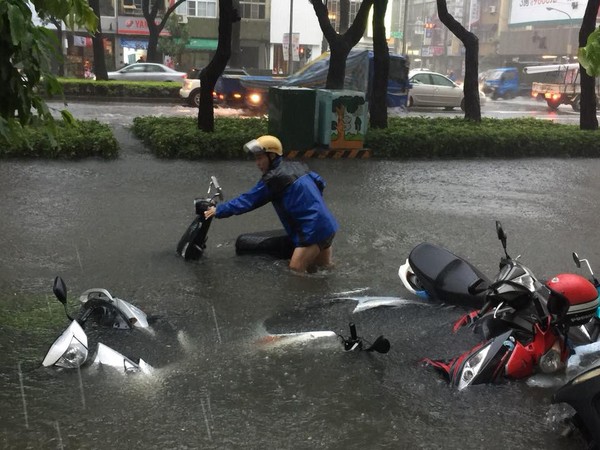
492, 261, 541, 309
409, 242, 490, 308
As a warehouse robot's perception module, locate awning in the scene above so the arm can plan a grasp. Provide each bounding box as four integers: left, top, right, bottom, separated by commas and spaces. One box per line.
185, 38, 218, 51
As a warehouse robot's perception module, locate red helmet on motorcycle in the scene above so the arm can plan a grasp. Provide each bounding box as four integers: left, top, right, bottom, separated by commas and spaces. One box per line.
545, 273, 599, 326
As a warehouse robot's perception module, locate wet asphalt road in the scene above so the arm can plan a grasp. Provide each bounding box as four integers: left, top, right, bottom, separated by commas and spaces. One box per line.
0, 103, 598, 449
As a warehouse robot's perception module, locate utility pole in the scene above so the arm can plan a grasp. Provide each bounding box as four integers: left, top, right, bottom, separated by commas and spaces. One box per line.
288, 0, 294, 75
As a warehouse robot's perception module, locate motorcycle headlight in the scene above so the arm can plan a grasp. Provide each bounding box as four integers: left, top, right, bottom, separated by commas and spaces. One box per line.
539, 349, 563, 374
458, 344, 492, 390
55, 337, 88, 369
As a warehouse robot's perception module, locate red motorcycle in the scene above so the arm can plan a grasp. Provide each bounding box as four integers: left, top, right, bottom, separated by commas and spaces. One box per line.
402, 222, 599, 389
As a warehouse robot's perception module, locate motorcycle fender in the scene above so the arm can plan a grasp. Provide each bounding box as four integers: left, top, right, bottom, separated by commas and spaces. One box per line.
504, 323, 562, 379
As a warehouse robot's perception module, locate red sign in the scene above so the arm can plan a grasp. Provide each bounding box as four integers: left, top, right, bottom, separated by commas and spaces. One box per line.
117, 17, 170, 36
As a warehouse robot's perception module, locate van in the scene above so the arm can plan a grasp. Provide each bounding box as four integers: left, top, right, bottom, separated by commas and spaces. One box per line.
239, 49, 409, 111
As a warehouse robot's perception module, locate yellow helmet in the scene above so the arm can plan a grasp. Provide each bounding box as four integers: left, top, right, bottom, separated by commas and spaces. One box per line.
243, 135, 283, 156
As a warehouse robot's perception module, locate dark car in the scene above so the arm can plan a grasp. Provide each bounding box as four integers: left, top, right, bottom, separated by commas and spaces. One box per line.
179, 67, 249, 107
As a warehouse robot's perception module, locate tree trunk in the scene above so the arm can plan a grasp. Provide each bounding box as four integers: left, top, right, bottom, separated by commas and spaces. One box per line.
230, 0, 242, 68
143, 0, 186, 63
579, 0, 599, 130
49, 18, 65, 77
436, 0, 481, 122
89, 0, 108, 80
310, 0, 374, 90
197, 0, 239, 132
370, 0, 389, 129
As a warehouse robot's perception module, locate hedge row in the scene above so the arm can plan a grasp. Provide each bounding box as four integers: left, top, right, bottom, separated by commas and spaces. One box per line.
1, 120, 119, 159
132, 116, 600, 159
131, 116, 269, 159
369, 117, 600, 158
55, 78, 181, 100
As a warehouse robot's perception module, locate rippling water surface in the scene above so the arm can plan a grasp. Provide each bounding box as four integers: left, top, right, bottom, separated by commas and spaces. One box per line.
1, 129, 597, 449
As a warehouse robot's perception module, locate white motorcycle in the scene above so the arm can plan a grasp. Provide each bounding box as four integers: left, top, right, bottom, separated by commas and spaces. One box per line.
42, 276, 152, 373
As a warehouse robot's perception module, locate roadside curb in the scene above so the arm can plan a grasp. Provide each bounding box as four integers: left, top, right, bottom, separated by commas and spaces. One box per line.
285, 148, 372, 159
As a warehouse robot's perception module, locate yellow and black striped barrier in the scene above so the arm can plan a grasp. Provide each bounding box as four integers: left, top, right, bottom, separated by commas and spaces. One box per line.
285, 148, 372, 159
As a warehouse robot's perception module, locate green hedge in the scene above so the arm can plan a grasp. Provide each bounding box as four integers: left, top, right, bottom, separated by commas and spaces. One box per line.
132, 116, 600, 159
55, 78, 181, 100
0, 120, 119, 159
132, 116, 268, 159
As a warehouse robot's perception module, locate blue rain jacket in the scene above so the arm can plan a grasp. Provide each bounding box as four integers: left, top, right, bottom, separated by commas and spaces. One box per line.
215, 158, 338, 247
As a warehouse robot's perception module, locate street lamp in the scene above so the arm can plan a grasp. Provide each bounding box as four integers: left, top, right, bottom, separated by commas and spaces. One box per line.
546, 6, 573, 61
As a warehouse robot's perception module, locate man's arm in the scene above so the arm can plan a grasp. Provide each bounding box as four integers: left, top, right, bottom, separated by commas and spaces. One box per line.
308, 171, 326, 193
210, 180, 271, 219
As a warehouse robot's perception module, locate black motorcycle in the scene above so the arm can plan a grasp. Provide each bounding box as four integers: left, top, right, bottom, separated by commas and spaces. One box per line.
177, 176, 294, 261
177, 176, 223, 261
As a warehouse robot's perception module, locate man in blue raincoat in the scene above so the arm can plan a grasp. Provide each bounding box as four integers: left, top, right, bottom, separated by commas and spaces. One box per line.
204, 135, 338, 273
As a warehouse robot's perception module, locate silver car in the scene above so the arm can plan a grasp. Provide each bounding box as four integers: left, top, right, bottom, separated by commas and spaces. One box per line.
408, 69, 486, 111
107, 63, 187, 83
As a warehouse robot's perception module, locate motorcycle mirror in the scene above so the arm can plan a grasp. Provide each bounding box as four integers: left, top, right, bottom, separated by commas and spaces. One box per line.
495, 221, 510, 259
572, 252, 582, 268
53, 276, 75, 322
366, 336, 391, 354
52, 276, 68, 306
210, 176, 220, 192
210, 176, 224, 200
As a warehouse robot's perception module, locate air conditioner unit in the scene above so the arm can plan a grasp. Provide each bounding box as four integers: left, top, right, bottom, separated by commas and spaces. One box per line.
489, 5, 497, 14
177, 15, 188, 24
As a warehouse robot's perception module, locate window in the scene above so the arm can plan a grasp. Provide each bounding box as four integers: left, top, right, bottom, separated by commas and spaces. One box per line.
239, 0, 266, 19
100, 0, 115, 16
123, 0, 143, 9
431, 74, 455, 87
188, 0, 217, 18
412, 73, 432, 85
326, 1, 361, 30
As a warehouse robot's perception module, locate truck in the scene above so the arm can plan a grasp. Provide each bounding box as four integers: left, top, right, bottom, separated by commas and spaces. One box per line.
237, 49, 410, 112
481, 64, 565, 100
526, 63, 600, 111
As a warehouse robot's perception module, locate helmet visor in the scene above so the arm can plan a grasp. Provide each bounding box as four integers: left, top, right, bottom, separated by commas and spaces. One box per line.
243, 139, 264, 156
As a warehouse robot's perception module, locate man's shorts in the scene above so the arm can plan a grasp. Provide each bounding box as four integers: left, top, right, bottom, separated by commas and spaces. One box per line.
299, 233, 335, 250
317, 233, 335, 250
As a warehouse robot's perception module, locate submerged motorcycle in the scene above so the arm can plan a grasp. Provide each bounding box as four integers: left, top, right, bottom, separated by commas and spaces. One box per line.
400, 221, 599, 342
553, 360, 600, 449
176, 176, 294, 261
42, 276, 152, 373
565, 252, 600, 345
177, 176, 223, 260
400, 222, 599, 388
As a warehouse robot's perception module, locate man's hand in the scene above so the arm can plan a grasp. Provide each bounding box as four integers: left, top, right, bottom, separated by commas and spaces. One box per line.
204, 206, 216, 220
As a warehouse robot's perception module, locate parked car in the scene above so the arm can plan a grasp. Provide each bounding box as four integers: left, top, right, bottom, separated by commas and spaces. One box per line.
407, 69, 486, 111
107, 63, 187, 83
179, 67, 249, 107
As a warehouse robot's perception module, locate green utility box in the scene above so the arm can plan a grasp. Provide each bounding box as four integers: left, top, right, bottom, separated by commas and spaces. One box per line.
268, 87, 318, 152
316, 90, 368, 149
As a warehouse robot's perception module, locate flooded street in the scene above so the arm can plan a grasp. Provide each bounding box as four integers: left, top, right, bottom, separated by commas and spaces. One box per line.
1, 122, 599, 449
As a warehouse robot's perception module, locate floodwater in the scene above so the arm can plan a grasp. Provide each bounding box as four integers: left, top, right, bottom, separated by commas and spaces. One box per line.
1, 124, 599, 449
